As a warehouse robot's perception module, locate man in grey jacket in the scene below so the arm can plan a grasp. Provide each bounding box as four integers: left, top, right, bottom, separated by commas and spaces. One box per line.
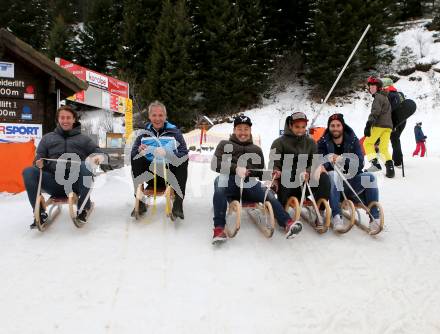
22, 105, 104, 228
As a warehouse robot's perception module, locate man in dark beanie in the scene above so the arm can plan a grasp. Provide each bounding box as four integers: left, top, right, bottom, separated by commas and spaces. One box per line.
210, 115, 302, 244
318, 113, 381, 234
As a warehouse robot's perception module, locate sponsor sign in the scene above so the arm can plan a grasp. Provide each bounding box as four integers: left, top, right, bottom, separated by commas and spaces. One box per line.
0, 122, 42, 145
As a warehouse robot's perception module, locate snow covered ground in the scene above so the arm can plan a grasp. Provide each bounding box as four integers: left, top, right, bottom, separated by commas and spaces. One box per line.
1, 21, 440, 334
1, 155, 440, 333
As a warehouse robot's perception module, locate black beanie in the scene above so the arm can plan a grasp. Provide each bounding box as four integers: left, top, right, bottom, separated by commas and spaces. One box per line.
233, 115, 252, 127
327, 113, 345, 129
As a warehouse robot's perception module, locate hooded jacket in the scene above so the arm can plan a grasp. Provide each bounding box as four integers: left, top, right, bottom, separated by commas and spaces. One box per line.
36, 122, 103, 173
368, 90, 393, 129
317, 124, 364, 175
211, 134, 264, 179
269, 117, 317, 178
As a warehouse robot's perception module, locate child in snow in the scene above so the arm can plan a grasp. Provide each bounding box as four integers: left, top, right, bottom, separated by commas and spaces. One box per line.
363, 76, 395, 178
413, 122, 427, 157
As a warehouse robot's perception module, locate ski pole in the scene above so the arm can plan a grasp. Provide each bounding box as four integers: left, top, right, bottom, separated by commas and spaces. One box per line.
309, 24, 371, 129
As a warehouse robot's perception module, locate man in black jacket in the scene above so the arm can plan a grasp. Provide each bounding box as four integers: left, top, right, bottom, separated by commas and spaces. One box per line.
211, 115, 302, 243
22, 105, 104, 228
318, 114, 381, 234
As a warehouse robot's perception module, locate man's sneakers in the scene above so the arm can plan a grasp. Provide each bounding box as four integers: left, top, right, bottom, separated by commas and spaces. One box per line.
30, 210, 48, 229
131, 200, 147, 217
369, 218, 382, 234
285, 219, 303, 239
172, 196, 184, 219
212, 227, 227, 244
332, 214, 345, 232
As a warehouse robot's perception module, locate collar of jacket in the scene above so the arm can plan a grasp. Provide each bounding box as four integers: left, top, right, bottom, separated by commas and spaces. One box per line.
145, 121, 177, 136
54, 122, 82, 137
229, 133, 253, 145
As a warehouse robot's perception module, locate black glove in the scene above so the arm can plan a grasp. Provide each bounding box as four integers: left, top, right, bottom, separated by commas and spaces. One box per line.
364, 122, 372, 137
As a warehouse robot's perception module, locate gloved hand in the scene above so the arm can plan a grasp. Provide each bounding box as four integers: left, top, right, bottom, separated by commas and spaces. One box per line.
364, 122, 372, 137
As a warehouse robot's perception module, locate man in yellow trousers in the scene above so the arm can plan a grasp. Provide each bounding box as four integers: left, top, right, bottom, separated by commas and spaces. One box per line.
363, 76, 395, 178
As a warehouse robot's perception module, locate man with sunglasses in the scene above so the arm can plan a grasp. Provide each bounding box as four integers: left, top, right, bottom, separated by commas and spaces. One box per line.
269, 112, 331, 228
318, 114, 381, 233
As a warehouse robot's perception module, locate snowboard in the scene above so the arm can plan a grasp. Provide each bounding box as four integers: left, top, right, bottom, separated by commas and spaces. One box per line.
392, 99, 417, 130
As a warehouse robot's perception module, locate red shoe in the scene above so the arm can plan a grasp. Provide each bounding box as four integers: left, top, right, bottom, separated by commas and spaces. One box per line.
212, 227, 227, 244
285, 219, 303, 239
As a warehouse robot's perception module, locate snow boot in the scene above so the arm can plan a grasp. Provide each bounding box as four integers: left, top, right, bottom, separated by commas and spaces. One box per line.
172, 196, 184, 219
30, 209, 48, 229
212, 227, 227, 244
76, 209, 89, 224
385, 160, 395, 178
369, 218, 381, 234
364, 158, 382, 172
131, 200, 147, 217
332, 214, 345, 232
285, 219, 303, 239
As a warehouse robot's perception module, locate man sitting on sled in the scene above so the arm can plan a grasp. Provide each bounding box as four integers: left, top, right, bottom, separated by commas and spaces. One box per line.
130, 101, 189, 219
317, 113, 381, 233
211, 115, 302, 244
22, 105, 104, 228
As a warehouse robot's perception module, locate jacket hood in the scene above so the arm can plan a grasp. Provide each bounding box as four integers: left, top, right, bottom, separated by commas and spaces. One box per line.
282, 116, 308, 142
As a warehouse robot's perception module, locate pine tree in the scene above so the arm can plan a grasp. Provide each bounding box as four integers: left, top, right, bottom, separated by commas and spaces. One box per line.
74, 0, 123, 73
144, 0, 196, 127
0, 0, 51, 51
45, 15, 75, 61
118, 0, 162, 79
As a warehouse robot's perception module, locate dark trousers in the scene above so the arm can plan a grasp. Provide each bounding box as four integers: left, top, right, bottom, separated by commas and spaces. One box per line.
277, 173, 331, 208
131, 155, 188, 199
213, 175, 291, 228
390, 121, 406, 165
22, 163, 93, 211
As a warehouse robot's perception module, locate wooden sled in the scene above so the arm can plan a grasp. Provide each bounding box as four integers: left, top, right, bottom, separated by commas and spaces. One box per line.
341, 200, 384, 235
285, 196, 331, 233
133, 184, 175, 221
225, 200, 275, 239
35, 193, 94, 231
334, 199, 356, 234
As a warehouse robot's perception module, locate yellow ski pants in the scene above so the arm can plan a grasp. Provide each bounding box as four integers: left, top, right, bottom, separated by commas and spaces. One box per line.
363, 127, 392, 162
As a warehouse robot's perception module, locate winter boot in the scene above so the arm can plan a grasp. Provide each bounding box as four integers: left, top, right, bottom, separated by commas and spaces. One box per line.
364, 158, 382, 172
332, 214, 345, 232
385, 160, 395, 178
30, 209, 48, 229
285, 219, 303, 239
76, 209, 89, 225
369, 218, 382, 234
172, 196, 184, 219
212, 227, 227, 244
131, 200, 147, 217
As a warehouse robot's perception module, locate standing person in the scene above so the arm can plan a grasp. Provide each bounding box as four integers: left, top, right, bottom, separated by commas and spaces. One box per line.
22, 105, 104, 228
382, 78, 406, 168
269, 112, 331, 228
317, 114, 382, 233
363, 76, 395, 178
130, 101, 189, 219
211, 115, 302, 243
412, 122, 427, 157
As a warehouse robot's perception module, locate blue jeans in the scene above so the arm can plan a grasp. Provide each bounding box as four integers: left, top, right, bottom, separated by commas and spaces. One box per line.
213, 175, 291, 228
328, 171, 379, 219
22, 162, 93, 211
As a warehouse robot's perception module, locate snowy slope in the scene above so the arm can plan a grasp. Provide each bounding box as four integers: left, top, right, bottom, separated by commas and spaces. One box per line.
1, 157, 440, 333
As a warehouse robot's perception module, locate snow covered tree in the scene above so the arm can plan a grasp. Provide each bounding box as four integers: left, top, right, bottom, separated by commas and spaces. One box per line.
398, 46, 417, 70
143, 0, 196, 127
45, 15, 75, 61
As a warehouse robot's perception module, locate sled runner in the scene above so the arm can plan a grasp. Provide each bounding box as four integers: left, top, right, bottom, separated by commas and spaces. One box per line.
224, 200, 275, 239
341, 200, 384, 235
284, 181, 331, 234
133, 183, 175, 221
